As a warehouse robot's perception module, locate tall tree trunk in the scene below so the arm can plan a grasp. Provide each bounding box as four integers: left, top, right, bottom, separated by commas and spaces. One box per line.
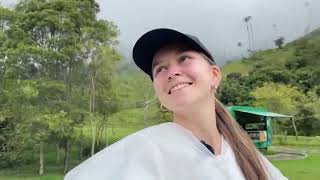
39, 141, 44, 175
64, 139, 70, 174
97, 125, 104, 146
95, 124, 101, 146
79, 128, 83, 160
79, 143, 83, 161
105, 121, 109, 147
246, 23, 251, 51
56, 143, 60, 163
249, 23, 255, 51
90, 103, 96, 156
89, 76, 96, 156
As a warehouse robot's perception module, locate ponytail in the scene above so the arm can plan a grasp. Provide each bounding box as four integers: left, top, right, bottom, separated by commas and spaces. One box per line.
215, 98, 268, 180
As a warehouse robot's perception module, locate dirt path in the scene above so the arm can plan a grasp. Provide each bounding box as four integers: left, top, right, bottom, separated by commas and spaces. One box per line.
265, 146, 320, 161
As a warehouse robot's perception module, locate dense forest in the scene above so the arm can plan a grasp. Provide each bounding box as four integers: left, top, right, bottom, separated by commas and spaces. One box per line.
0, 0, 121, 173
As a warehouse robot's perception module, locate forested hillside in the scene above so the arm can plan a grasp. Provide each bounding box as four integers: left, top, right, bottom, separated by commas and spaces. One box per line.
219, 28, 320, 136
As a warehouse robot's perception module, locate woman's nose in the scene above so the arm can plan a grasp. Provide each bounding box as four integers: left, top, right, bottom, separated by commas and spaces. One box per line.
167, 65, 182, 80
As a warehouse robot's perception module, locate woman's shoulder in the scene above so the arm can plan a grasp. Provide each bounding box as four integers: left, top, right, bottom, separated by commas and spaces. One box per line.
64, 122, 174, 180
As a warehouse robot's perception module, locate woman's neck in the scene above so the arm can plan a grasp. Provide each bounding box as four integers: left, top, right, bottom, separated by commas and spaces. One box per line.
173, 100, 222, 154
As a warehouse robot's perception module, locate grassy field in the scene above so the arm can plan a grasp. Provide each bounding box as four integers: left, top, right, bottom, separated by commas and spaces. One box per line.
221, 60, 253, 78
272, 154, 320, 180
0, 175, 63, 180
272, 135, 320, 146
0, 162, 64, 180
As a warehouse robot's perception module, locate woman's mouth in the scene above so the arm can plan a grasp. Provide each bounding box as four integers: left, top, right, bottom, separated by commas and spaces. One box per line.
168, 82, 193, 94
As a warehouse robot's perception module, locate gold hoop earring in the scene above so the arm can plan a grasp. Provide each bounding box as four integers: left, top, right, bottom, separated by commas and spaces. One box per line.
212, 85, 217, 93
160, 104, 168, 112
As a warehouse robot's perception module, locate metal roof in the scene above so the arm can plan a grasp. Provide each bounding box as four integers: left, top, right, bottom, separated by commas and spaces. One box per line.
227, 106, 292, 118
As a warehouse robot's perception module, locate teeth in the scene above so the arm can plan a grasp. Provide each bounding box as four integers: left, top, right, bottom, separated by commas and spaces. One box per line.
170, 83, 191, 93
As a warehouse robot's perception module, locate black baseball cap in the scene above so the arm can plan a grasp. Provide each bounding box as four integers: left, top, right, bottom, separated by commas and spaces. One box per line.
132, 28, 215, 79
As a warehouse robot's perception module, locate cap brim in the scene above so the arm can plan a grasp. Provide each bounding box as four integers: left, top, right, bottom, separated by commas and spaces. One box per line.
133, 28, 211, 78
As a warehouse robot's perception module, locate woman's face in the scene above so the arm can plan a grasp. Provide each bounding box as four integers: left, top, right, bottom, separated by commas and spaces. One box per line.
152, 45, 221, 112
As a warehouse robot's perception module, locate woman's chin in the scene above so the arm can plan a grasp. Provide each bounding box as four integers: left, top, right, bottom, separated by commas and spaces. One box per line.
167, 99, 195, 112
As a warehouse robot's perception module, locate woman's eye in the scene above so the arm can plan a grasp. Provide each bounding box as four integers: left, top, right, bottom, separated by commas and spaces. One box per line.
155, 66, 166, 74
179, 55, 191, 62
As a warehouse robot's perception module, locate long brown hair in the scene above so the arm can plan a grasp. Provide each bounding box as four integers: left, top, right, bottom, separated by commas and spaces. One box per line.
197, 50, 269, 179
215, 98, 269, 180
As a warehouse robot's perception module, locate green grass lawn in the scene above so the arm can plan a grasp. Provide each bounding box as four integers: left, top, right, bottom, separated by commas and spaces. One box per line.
0, 174, 63, 180
272, 135, 320, 146
0, 162, 65, 180
221, 60, 253, 78
272, 154, 320, 180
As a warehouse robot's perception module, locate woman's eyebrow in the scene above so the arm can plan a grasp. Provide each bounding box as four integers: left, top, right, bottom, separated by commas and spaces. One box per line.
152, 59, 162, 70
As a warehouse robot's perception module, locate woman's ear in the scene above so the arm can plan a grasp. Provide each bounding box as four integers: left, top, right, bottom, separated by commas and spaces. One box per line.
211, 65, 221, 89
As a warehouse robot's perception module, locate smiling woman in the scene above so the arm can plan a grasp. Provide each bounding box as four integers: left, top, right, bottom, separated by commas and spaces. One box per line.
64, 28, 288, 180
151, 45, 219, 113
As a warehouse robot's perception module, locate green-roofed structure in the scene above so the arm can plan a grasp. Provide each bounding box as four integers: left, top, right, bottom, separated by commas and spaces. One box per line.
227, 106, 296, 149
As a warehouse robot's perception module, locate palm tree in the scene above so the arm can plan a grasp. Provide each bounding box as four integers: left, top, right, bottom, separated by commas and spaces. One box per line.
274, 37, 285, 49
237, 42, 244, 58
304, 1, 312, 34
243, 16, 252, 51
249, 19, 255, 51
272, 24, 278, 37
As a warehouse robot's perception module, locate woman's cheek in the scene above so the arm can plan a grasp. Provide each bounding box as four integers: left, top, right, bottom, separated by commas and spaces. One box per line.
153, 81, 164, 96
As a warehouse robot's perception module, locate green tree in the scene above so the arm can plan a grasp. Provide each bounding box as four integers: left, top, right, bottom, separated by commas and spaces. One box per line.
250, 82, 307, 135
251, 82, 306, 114
0, 0, 120, 174
295, 87, 320, 136
274, 37, 285, 49
217, 74, 254, 106
84, 46, 120, 155
243, 16, 253, 51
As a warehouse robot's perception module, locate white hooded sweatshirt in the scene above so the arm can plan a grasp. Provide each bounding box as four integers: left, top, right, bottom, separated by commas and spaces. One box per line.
65, 122, 287, 180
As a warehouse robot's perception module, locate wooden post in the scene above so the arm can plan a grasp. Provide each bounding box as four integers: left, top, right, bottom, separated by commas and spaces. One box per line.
291, 116, 298, 140
284, 130, 287, 142
39, 141, 44, 175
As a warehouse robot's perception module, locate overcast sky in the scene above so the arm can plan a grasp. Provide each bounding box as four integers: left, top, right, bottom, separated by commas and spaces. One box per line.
1, 0, 320, 65
96, 0, 320, 65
